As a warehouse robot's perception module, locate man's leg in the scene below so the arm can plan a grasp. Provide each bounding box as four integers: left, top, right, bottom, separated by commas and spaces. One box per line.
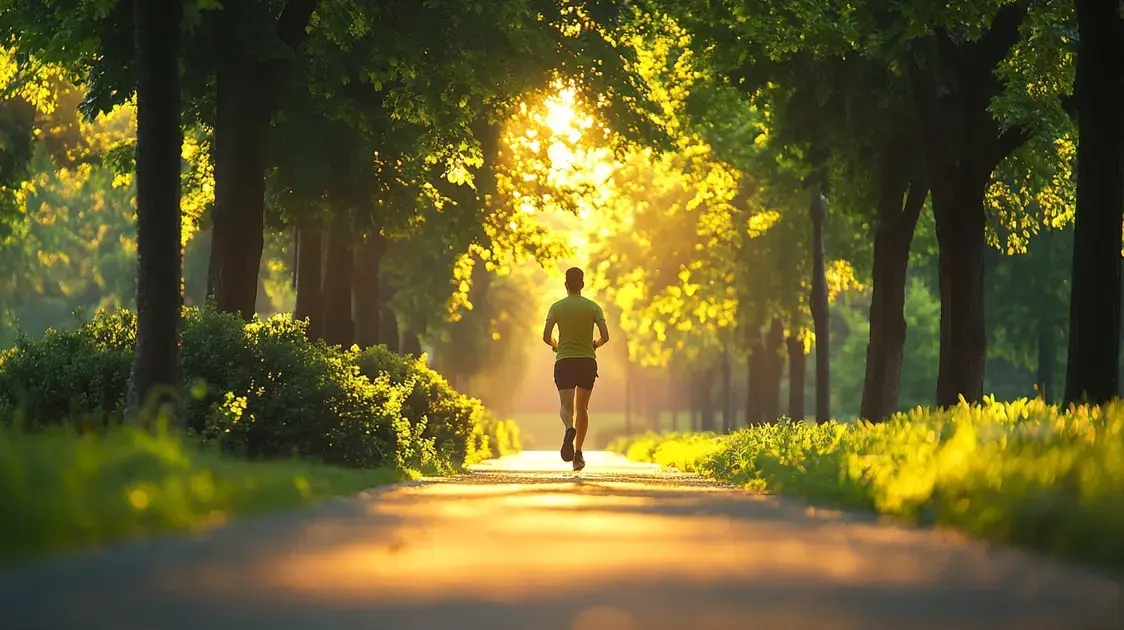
574, 386, 592, 451
558, 388, 575, 430
558, 387, 577, 462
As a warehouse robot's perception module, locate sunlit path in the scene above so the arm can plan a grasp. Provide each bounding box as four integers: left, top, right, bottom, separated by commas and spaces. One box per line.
1, 451, 1120, 630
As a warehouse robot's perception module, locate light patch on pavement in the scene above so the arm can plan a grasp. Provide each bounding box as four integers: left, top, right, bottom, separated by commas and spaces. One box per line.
220, 452, 1118, 617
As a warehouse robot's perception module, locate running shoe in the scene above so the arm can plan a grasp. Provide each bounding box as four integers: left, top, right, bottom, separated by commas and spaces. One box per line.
560, 427, 577, 462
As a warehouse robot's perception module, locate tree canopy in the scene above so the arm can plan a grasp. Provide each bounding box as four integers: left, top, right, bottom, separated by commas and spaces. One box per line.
1, 0, 1115, 426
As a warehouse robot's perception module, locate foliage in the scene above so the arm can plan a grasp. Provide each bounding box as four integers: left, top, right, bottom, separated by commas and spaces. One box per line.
609, 430, 725, 471
0, 308, 132, 424
612, 397, 1124, 567
0, 307, 519, 472
0, 143, 136, 347
0, 47, 72, 229
354, 344, 521, 467
0, 82, 219, 348
0, 418, 403, 565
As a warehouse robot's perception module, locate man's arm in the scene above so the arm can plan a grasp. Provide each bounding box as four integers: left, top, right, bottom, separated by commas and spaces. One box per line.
594, 317, 609, 349
542, 314, 558, 349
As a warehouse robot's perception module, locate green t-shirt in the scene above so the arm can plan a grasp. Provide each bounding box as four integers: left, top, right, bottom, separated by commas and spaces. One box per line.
546, 294, 605, 361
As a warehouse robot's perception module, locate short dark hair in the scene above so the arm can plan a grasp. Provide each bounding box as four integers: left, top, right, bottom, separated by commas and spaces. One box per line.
565, 267, 584, 290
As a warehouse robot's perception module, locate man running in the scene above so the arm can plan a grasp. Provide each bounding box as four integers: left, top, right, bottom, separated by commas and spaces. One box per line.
542, 267, 609, 472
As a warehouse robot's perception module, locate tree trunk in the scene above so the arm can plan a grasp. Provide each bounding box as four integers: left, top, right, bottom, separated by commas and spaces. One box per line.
321, 220, 354, 347
1065, 0, 1124, 405
741, 321, 768, 425
809, 187, 831, 423
293, 220, 323, 339
475, 117, 502, 205
127, 0, 183, 420
909, 5, 1029, 406
254, 270, 272, 315
1119, 284, 1124, 397
745, 323, 765, 426
932, 182, 988, 406
787, 333, 805, 421
699, 364, 717, 432
353, 232, 386, 349
624, 362, 633, 435
206, 62, 270, 320
401, 330, 423, 357
762, 318, 785, 422
1037, 316, 1056, 404
861, 142, 928, 422
721, 345, 733, 433
669, 365, 681, 430
643, 373, 659, 431
687, 366, 696, 429
206, 0, 317, 321
379, 277, 400, 352
381, 306, 400, 352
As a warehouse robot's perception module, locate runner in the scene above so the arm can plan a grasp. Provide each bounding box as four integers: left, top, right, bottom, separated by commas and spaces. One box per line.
542, 267, 609, 472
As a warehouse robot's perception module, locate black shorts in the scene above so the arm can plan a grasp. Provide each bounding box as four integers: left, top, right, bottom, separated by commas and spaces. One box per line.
554, 358, 598, 391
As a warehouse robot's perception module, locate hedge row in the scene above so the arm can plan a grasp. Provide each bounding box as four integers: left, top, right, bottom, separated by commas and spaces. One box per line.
0, 307, 519, 472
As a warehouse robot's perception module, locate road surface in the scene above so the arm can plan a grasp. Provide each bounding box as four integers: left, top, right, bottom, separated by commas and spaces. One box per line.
1, 451, 1121, 629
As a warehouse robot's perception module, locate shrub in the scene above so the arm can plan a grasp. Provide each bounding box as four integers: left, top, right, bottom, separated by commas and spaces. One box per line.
0, 307, 519, 471
180, 311, 397, 468
355, 345, 521, 467
465, 404, 522, 465
0, 309, 134, 427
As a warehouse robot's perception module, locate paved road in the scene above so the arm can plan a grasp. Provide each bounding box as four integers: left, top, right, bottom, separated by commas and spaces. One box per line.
1, 451, 1121, 630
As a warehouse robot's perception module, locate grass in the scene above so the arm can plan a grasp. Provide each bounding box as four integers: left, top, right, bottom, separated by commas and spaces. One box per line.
609, 396, 1124, 567
0, 421, 406, 566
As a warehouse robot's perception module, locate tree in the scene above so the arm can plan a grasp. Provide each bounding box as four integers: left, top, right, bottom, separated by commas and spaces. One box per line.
1, 0, 313, 320
126, 0, 183, 417
666, 0, 1076, 409
1064, 0, 1123, 405
204, 0, 317, 320
908, 4, 1031, 406
808, 185, 830, 423
859, 132, 928, 422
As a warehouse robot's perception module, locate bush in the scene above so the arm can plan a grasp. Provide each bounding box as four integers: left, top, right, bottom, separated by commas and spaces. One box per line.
0, 307, 519, 472
611, 397, 1124, 567
0, 309, 134, 427
180, 311, 400, 468
354, 344, 521, 467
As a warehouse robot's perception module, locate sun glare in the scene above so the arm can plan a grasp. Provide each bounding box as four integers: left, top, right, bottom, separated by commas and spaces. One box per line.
544, 87, 578, 135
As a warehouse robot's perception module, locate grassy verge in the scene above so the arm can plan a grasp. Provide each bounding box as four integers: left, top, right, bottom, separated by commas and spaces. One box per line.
609, 397, 1124, 567
0, 422, 406, 566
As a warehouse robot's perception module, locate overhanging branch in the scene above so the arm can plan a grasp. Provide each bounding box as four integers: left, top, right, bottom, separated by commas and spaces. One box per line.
972, 2, 1029, 73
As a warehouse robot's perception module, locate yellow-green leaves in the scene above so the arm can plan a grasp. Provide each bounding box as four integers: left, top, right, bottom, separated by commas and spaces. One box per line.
613, 396, 1124, 566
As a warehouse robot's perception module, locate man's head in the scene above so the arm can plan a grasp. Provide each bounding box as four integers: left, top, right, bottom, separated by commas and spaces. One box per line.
565, 267, 584, 294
